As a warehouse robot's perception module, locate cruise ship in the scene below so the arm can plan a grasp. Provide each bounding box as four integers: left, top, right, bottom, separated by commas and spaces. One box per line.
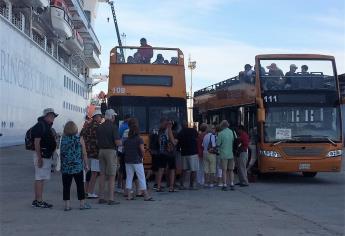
0, 0, 102, 147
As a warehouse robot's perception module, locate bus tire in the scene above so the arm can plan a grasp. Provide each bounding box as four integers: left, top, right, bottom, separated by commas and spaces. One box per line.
302, 172, 317, 178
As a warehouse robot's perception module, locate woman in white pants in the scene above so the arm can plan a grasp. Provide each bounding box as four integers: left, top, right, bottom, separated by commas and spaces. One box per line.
124, 118, 153, 201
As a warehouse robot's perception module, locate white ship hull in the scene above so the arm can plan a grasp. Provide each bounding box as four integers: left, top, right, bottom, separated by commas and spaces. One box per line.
0, 16, 88, 147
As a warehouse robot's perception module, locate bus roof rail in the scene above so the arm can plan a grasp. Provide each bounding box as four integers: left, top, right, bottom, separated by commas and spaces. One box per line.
255, 54, 335, 60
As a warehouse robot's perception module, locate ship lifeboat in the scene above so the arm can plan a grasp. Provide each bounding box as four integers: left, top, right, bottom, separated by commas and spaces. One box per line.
50, 0, 73, 38
65, 29, 84, 53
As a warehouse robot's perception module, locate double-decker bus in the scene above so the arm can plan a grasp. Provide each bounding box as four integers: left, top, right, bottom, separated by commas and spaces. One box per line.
194, 54, 342, 177
107, 46, 187, 169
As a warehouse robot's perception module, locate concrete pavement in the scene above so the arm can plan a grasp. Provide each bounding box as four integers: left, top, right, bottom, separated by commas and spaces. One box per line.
0, 145, 344, 236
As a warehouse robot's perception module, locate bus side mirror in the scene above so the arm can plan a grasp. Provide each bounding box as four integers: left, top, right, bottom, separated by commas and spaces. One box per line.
257, 108, 266, 123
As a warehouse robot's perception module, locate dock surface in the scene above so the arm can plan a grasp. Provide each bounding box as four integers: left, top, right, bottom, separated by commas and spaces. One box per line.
0, 146, 344, 236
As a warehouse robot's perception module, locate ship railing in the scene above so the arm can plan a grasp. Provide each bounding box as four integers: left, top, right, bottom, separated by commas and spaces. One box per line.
194, 75, 240, 97
0, 1, 9, 19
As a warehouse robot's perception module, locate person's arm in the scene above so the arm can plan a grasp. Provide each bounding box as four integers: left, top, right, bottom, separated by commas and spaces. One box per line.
80, 137, 89, 170
167, 127, 176, 145
140, 143, 145, 159
113, 126, 122, 147
216, 132, 222, 147
34, 138, 43, 168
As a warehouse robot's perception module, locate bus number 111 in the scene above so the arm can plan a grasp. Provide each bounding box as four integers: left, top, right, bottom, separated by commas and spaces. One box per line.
264, 95, 278, 103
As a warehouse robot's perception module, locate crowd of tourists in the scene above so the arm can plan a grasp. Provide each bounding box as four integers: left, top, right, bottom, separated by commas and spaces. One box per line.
29, 107, 254, 210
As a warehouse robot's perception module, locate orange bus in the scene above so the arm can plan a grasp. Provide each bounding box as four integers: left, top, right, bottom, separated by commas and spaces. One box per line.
107, 46, 187, 169
194, 54, 342, 177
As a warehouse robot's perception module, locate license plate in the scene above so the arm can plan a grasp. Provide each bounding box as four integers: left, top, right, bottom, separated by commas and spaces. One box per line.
299, 163, 311, 170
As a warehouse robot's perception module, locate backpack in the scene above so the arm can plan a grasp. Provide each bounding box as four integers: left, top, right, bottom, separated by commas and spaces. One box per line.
149, 132, 159, 152
232, 130, 241, 157
207, 134, 218, 154
25, 122, 45, 151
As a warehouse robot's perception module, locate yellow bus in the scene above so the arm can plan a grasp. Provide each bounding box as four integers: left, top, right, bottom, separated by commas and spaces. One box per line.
194, 54, 343, 177
107, 46, 187, 169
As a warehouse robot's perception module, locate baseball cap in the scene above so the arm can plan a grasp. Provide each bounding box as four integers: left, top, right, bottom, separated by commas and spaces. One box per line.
43, 108, 58, 117
105, 109, 118, 117
290, 64, 298, 69
92, 110, 102, 117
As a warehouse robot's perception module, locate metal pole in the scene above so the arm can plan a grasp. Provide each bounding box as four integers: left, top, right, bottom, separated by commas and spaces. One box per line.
108, 1, 124, 62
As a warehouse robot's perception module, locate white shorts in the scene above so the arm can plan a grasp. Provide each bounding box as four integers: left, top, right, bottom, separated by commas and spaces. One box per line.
33, 156, 52, 181
90, 159, 100, 172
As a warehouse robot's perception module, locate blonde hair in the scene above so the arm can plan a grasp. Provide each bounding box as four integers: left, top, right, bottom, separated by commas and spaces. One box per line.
63, 121, 78, 136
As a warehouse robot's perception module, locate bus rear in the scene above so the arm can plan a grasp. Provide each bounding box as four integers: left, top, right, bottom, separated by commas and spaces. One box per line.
107, 46, 187, 169
256, 54, 343, 176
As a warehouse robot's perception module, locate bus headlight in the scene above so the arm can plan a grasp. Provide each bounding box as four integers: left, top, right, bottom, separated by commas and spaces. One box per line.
326, 150, 342, 157
260, 150, 281, 158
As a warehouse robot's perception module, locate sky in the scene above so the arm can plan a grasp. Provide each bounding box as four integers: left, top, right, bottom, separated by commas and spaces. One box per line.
92, 0, 345, 95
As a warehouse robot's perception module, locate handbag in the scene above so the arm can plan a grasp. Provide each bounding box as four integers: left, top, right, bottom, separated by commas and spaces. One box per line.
53, 136, 62, 172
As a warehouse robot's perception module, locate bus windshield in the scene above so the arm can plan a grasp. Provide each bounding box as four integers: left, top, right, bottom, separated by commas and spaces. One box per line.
264, 106, 341, 143
259, 59, 336, 92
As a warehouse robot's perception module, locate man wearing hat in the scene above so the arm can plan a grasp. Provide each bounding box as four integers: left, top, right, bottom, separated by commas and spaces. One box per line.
96, 109, 121, 205
80, 110, 103, 199
31, 108, 58, 208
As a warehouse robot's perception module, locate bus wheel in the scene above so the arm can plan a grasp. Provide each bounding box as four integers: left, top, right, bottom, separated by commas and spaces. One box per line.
302, 172, 317, 178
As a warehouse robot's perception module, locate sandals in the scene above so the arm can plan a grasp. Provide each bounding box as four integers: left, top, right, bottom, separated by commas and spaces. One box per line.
64, 207, 72, 211
169, 188, 178, 192
126, 197, 135, 201
156, 188, 164, 192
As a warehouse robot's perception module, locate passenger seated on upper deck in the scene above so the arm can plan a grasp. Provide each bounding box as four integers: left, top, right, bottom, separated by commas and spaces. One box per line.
127, 56, 135, 64
301, 65, 309, 75
164, 60, 169, 64
284, 64, 298, 89
133, 52, 143, 63
265, 63, 284, 89
239, 64, 254, 84
170, 57, 178, 64
153, 54, 164, 64
138, 38, 153, 64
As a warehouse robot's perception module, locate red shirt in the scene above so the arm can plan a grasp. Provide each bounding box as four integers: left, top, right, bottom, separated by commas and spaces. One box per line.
138, 44, 153, 63
197, 133, 206, 158
239, 131, 249, 152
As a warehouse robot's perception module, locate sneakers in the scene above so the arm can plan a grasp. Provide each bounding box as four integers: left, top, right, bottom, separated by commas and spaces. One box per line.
87, 193, 99, 199
32, 200, 53, 208
80, 203, 92, 210
108, 200, 120, 205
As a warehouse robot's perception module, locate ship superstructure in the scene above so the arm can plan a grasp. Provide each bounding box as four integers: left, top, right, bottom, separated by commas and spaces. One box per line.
0, 0, 102, 146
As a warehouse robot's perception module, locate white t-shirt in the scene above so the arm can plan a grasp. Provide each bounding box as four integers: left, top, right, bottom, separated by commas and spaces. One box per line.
202, 133, 216, 152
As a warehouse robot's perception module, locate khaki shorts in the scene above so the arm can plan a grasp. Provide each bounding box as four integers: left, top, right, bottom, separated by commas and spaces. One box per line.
33, 155, 52, 181
203, 151, 217, 174
98, 149, 118, 176
221, 159, 235, 171
182, 154, 199, 171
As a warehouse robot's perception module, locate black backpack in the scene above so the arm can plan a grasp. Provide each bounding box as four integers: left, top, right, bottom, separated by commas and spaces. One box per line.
25, 122, 45, 151
149, 132, 159, 152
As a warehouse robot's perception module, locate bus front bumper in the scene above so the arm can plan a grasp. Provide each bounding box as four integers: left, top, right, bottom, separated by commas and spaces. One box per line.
259, 156, 342, 173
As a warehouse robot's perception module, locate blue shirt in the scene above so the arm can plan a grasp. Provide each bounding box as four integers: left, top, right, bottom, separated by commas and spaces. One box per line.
60, 135, 83, 174
119, 121, 129, 138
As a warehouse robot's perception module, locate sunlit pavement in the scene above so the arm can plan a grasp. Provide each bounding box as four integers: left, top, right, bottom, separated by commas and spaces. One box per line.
1, 146, 344, 236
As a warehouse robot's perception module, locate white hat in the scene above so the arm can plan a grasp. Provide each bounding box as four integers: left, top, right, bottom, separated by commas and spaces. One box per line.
43, 108, 58, 117
92, 110, 102, 117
